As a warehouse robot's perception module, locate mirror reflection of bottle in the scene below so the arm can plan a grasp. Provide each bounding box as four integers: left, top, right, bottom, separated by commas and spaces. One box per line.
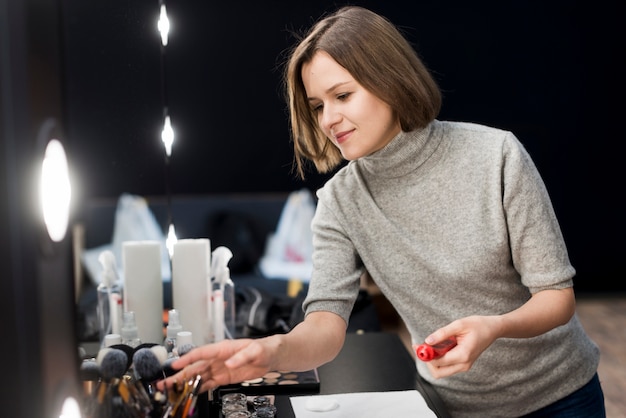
121, 311, 142, 348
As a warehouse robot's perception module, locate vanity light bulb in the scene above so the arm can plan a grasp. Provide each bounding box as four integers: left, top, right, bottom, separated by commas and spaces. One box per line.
166, 223, 177, 257
157, 4, 170, 47
41, 139, 72, 242
58, 396, 82, 418
161, 115, 174, 157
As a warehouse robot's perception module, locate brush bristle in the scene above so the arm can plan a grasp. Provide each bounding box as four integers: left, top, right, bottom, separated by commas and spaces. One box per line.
99, 348, 128, 381
132, 347, 163, 382
162, 356, 178, 377
150, 345, 169, 365
177, 343, 195, 357
80, 359, 101, 381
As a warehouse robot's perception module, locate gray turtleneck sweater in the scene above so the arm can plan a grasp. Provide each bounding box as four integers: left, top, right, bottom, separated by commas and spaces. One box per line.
303, 120, 600, 417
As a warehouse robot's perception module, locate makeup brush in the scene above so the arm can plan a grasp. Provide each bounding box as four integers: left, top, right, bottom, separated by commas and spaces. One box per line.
132, 346, 168, 381
162, 356, 178, 377
108, 343, 135, 371
92, 348, 129, 418
98, 348, 129, 382
176, 343, 195, 357
80, 358, 101, 380
80, 358, 101, 417
132, 346, 166, 400
109, 397, 136, 418
80, 358, 101, 396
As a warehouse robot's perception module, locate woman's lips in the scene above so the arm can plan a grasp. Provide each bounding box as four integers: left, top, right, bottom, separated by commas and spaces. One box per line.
334, 129, 353, 144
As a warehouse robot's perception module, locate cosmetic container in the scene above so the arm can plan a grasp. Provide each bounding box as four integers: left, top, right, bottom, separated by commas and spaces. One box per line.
222, 392, 247, 407
415, 337, 457, 362
164, 308, 183, 355
251, 405, 277, 418
103, 333, 122, 347
121, 311, 142, 348
212, 246, 236, 340
252, 396, 271, 409
223, 275, 236, 338
96, 250, 123, 346
225, 411, 251, 418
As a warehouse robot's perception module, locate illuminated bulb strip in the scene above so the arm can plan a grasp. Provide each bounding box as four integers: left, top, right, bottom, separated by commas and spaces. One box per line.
158, 4, 170, 47
41, 139, 72, 242
161, 115, 174, 157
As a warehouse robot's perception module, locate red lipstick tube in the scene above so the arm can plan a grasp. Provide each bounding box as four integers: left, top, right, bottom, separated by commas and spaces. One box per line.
414, 337, 457, 362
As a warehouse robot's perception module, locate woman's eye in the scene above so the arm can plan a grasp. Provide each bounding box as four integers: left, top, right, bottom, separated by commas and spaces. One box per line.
337, 92, 351, 101
312, 103, 323, 112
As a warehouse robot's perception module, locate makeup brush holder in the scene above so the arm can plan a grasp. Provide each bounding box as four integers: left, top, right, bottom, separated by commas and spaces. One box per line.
80, 343, 206, 418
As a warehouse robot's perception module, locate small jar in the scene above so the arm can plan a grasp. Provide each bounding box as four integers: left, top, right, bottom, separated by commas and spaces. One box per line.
222, 402, 248, 416
252, 395, 271, 409
222, 392, 248, 417
251, 405, 277, 418
225, 411, 251, 418
222, 392, 247, 406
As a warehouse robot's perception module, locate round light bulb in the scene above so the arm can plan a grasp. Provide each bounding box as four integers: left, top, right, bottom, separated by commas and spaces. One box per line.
58, 396, 82, 418
41, 139, 72, 242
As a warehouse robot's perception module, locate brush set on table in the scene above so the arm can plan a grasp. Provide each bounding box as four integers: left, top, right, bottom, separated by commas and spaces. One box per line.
80, 342, 203, 418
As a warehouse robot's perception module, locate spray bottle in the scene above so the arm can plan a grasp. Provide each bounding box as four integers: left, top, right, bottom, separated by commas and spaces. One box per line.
97, 250, 123, 346
211, 246, 236, 341
164, 309, 183, 356
121, 311, 142, 348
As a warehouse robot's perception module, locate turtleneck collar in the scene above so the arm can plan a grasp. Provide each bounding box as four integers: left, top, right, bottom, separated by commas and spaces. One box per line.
357, 120, 444, 179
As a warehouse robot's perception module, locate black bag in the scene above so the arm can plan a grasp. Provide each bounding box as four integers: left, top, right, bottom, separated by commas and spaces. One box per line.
235, 285, 305, 337
205, 211, 267, 274
234, 286, 380, 338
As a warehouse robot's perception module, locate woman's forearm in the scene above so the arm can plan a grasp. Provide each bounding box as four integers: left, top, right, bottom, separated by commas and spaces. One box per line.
267, 310, 347, 371
496, 287, 576, 339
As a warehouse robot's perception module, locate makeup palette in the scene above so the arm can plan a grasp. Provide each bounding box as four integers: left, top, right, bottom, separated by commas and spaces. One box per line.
218, 369, 320, 396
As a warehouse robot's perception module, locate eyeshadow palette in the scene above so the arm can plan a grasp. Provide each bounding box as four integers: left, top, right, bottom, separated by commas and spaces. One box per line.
218, 369, 320, 396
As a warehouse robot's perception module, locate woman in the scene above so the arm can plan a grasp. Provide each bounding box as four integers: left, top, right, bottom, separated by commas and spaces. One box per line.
159, 6, 605, 417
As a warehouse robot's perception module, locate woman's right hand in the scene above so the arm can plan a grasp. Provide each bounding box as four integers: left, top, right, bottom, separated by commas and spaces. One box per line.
157, 336, 279, 394
156, 310, 347, 394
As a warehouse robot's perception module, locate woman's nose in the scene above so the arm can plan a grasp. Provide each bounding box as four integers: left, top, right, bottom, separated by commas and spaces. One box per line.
321, 104, 341, 134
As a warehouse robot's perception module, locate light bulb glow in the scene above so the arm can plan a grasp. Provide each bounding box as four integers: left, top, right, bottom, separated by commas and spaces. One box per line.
161, 115, 174, 157
41, 139, 72, 242
58, 396, 81, 418
158, 5, 170, 47
166, 223, 177, 257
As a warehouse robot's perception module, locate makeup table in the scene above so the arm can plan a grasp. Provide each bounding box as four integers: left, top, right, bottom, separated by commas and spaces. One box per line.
213, 332, 452, 418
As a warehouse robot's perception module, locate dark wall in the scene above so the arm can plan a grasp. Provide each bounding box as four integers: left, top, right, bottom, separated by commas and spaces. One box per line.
61, 1, 625, 292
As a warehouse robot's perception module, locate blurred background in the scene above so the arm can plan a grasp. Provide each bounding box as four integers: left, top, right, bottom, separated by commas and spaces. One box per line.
60, 0, 624, 293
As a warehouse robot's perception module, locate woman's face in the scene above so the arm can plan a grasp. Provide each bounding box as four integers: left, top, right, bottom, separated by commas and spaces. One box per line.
301, 51, 401, 161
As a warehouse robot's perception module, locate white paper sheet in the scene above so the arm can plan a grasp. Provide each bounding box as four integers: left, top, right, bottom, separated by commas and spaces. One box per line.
290, 390, 437, 417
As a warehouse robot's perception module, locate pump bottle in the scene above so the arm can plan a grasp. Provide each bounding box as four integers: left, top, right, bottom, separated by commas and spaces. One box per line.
211, 246, 236, 341
96, 250, 123, 346
121, 311, 142, 348
164, 309, 184, 355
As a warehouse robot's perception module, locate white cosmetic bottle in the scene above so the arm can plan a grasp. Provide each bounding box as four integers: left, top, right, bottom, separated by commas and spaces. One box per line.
211, 246, 236, 341
121, 310, 142, 348
96, 250, 123, 346
164, 309, 183, 356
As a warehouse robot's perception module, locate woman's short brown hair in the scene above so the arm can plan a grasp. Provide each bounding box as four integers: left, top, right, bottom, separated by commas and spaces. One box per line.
284, 6, 442, 179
